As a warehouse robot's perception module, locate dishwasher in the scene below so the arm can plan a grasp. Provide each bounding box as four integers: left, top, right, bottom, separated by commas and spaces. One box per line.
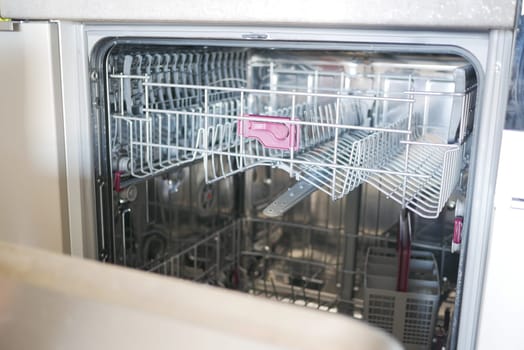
0, 1, 517, 349
90, 39, 478, 350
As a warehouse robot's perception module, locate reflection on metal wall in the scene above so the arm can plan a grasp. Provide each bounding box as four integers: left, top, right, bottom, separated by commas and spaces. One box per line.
506, 13, 524, 130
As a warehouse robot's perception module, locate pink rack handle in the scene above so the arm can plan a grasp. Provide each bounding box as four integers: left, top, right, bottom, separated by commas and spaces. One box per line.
238, 115, 300, 151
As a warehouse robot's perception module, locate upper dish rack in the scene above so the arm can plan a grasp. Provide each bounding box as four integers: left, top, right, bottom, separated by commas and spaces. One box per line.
106, 49, 476, 219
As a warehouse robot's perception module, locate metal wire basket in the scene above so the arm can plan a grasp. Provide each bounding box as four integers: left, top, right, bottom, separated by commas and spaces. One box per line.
364, 248, 440, 350
106, 48, 476, 218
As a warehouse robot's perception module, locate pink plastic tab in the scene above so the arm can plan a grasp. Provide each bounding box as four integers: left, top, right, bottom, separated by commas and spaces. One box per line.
113, 171, 122, 192
238, 115, 299, 151
453, 216, 463, 244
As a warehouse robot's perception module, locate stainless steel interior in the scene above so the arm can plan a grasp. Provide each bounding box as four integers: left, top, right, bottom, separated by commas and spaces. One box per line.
92, 41, 476, 349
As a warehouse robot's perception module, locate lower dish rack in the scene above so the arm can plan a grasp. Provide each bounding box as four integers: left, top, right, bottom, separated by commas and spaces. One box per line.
144, 218, 443, 347
144, 218, 356, 312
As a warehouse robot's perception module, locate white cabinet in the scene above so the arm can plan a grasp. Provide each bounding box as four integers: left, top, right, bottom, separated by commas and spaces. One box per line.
0, 22, 67, 253
477, 130, 524, 349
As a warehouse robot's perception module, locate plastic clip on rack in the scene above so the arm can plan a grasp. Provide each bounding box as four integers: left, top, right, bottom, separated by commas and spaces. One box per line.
238, 114, 300, 151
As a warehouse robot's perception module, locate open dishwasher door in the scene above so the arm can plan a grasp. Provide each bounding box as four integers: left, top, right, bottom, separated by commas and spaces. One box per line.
0, 241, 402, 350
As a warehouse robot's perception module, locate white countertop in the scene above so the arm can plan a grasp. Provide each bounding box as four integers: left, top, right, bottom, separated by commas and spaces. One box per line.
0, 0, 517, 29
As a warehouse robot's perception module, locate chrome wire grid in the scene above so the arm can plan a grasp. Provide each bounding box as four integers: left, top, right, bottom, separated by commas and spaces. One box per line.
106, 49, 475, 218
146, 218, 368, 313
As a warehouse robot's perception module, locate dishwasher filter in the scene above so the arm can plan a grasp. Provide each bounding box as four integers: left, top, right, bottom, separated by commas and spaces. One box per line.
92, 41, 477, 350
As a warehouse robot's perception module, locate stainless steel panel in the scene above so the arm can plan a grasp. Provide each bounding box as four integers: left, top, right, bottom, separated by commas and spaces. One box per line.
359, 184, 400, 236
456, 29, 514, 350
56, 21, 97, 258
